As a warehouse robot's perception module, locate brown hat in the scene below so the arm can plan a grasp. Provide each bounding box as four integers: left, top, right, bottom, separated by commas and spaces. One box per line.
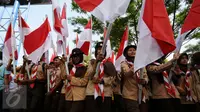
123, 45, 137, 57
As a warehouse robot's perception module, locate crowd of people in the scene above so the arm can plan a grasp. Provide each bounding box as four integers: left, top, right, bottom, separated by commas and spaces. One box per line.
0, 42, 200, 112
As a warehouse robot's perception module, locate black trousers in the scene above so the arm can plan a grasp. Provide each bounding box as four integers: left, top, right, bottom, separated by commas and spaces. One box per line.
149, 98, 181, 112
112, 94, 125, 112
180, 104, 196, 112
196, 103, 200, 112
123, 98, 140, 112
85, 96, 112, 112
57, 94, 65, 112
84, 96, 99, 112
0, 89, 3, 111
29, 95, 44, 112
65, 100, 85, 112
140, 100, 149, 112
44, 92, 61, 112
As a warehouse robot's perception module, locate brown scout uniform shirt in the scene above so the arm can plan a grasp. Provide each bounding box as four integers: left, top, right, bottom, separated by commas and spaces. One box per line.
65, 66, 88, 101
173, 70, 197, 104
121, 61, 149, 101
86, 59, 115, 97
146, 60, 180, 99
191, 69, 200, 103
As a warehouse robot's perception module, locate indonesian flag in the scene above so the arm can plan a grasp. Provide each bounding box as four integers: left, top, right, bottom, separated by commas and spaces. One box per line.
134, 0, 176, 72
103, 27, 114, 63
61, 3, 68, 38
52, 0, 62, 35
77, 19, 92, 55
56, 35, 63, 55
74, 0, 131, 22
18, 15, 31, 62
115, 26, 128, 71
24, 18, 52, 63
19, 16, 31, 37
3, 23, 18, 64
175, 0, 200, 52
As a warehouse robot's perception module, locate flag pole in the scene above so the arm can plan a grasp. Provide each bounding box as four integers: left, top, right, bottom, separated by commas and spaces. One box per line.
18, 10, 31, 79
11, 18, 16, 79
138, 68, 144, 104
47, 69, 50, 92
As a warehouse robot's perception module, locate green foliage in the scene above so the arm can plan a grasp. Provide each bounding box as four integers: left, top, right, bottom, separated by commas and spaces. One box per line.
70, 0, 199, 53
184, 41, 200, 54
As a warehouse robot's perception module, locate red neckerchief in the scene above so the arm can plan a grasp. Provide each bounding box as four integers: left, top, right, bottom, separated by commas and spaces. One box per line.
50, 68, 58, 92
94, 58, 111, 101
66, 63, 84, 92
185, 70, 192, 101
30, 65, 38, 88
154, 62, 176, 98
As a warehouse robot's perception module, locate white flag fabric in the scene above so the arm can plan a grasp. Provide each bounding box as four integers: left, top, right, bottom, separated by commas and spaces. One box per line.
134, 0, 176, 72
3, 23, 18, 64
24, 18, 52, 63
77, 19, 92, 55
115, 26, 128, 71
74, 0, 131, 23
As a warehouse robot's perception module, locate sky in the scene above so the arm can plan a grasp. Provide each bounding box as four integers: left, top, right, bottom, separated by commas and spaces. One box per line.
0, 0, 199, 64
0, 0, 100, 65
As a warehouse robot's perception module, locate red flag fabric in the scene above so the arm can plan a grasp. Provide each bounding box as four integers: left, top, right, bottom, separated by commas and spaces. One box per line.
52, 0, 62, 35
61, 3, 69, 38
134, 0, 176, 72
74, 0, 131, 22
76, 19, 92, 55
115, 26, 128, 71
181, 0, 200, 34
175, 0, 200, 52
3, 23, 18, 64
24, 18, 52, 63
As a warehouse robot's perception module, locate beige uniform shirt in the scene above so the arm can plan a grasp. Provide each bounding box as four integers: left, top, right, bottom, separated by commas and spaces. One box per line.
86, 60, 115, 97
146, 60, 180, 99
65, 66, 88, 101
121, 61, 149, 101
191, 69, 200, 103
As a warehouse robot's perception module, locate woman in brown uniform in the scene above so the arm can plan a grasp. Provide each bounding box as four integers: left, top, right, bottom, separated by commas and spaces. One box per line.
121, 45, 149, 112
191, 52, 200, 112
29, 56, 47, 112
146, 53, 180, 112
44, 56, 64, 112
65, 48, 88, 112
172, 53, 197, 112
85, 42, 116, 112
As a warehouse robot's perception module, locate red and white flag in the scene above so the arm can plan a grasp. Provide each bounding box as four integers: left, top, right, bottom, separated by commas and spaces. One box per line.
18, 15, 31, 62
3, 23, 18, 64
103, 27, 114, 63
175, 0, 200, 52
19, 16, 31, 39
115, 26, 128, 71
24, 18, 52, 63
56, 35, 63, 55
134, 0, 176, 72
52, 0, 62, 36
61, 3, 68, 38
77, 19, 92, 55
74, 0, 131, 22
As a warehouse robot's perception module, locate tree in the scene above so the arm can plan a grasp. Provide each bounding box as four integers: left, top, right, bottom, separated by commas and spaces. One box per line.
184, 40, 200, 54
69, 0, 200, 53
